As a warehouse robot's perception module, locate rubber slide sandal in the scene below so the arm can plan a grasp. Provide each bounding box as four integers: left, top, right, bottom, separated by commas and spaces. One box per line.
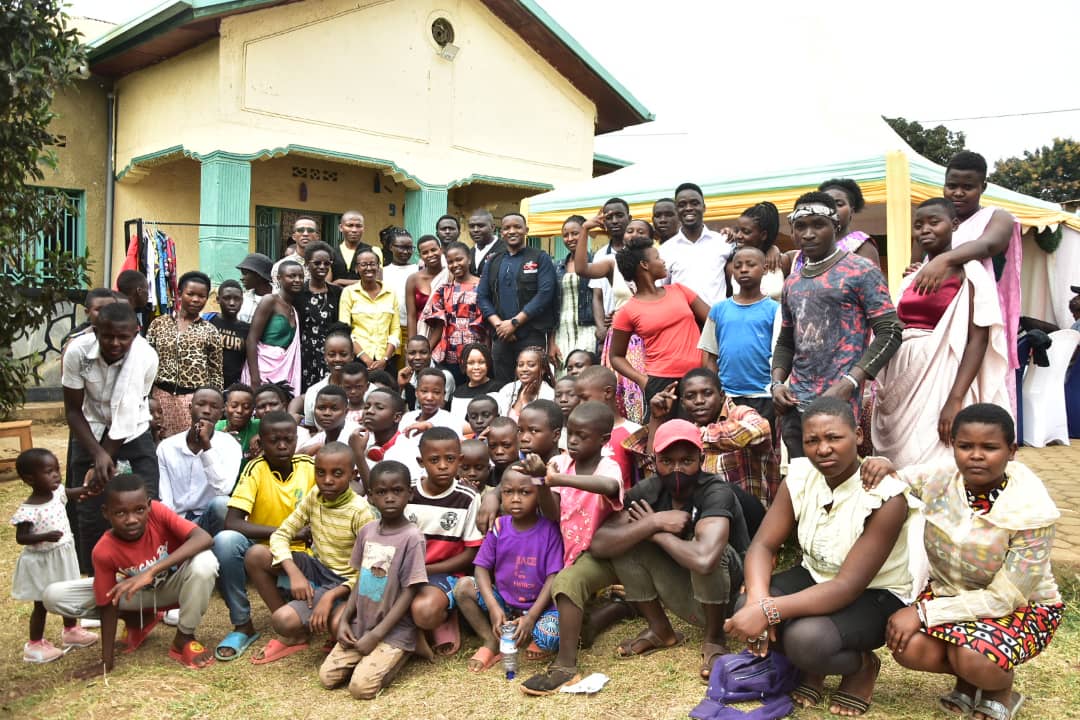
214, 631, 261, 662
250, 638, 309, 665
169, 640, 215, 669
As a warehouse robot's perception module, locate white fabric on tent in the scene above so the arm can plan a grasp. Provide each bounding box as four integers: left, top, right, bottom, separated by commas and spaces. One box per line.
1022, 329, 1080, 447
1021, 226, 1080, 329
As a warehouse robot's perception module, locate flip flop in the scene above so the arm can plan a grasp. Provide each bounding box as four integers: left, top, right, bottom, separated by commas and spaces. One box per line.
168, 640, 215, 669
616, 629, 686, 659
792, 683, 824, 708
829, 652, 881, 717
467, 646, 503, 673
122, 611, 163, 654
250, 638, 309, 665
520, 664, 582, 696
431, 612, 461, 656
940, 688, 978, 716
699, 641, 726, 682
214, 631, 261, 662
525, 641, 554, 662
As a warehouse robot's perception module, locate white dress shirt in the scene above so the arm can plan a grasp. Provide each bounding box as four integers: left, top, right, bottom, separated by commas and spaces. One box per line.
658, 227, 734, 306
398, 408, 463, 437
61, 333, 157, 444
157, 428, 242, 516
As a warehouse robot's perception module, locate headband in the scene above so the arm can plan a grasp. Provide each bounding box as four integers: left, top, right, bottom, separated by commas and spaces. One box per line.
788, 203, 838, 225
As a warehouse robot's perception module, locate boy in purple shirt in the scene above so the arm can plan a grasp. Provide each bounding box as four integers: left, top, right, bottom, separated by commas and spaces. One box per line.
454, 465, 563, 672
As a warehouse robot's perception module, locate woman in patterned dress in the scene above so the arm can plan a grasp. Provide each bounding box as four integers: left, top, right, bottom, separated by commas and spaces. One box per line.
863, 404, 1063, 720
420, 241, 486, 387
549, 215, 596, 374
294, 241, 342, 392
147, 270, 223, 437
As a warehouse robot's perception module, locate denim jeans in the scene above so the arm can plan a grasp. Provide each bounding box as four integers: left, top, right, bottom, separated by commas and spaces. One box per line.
212, 527, 256, 626
184, 496, 228, 537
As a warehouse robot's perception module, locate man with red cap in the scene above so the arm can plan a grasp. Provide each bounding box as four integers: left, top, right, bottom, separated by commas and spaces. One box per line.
589, 418, 751, 681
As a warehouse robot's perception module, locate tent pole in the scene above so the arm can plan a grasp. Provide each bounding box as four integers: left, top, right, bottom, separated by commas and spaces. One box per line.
884, 150, 912, 299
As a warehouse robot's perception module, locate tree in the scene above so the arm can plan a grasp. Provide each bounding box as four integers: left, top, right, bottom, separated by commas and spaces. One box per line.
0, 1, 89, 417
989, 138, 1080, 204
884, 116, 967, 166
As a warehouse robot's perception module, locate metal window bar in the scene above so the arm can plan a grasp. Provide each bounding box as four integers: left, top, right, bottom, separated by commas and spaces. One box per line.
3, 189, 83, 282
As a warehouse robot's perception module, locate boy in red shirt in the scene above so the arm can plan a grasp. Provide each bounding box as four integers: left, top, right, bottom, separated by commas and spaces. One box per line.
42, 474, 219, 674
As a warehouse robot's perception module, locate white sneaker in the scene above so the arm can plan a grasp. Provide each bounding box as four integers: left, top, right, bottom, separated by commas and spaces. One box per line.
81, 618, 101, 628
163, 608, 180, 626
24, 640, 64, 663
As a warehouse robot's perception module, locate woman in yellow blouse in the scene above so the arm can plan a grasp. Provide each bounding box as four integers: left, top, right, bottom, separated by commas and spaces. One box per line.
147, 270, 223, 437
724, 396, 916, 717
863, 404, 1062, 720
338, 248, 399, 371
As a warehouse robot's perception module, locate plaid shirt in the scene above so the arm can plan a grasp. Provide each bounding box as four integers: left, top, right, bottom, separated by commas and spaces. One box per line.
623, 396, 779, 507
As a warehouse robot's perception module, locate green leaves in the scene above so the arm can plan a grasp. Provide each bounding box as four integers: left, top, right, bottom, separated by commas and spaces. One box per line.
884, 116, 968, 166
990, 138, 1080, 204
0, 0, 89, 417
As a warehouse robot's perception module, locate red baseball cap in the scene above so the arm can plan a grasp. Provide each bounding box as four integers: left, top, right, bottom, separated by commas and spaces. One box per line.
652, 419, 703, 454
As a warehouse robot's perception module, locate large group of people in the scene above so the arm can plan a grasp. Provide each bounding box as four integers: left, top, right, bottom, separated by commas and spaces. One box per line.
7, 150, 1062, 720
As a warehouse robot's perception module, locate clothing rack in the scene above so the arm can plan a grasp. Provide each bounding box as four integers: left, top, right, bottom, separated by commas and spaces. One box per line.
123, 218, 278, 251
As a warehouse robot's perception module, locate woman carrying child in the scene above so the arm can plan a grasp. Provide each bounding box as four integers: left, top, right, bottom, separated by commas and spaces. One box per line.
724, 397, 917, 717
872, 198, 1008, 467
862, 404, 1062, 720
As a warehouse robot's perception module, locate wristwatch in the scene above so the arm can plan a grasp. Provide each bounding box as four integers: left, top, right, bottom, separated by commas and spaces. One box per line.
766, 380, 783, 393
510, 317, 520, 328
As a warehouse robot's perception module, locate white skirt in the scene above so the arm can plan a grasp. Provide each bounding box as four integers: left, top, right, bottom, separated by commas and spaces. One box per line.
12, 542, 80, 601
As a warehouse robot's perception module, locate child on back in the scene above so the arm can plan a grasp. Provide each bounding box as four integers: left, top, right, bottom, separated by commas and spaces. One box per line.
699, 245, 780, 429
520, 401, 627, 694
298, 385, 359, 455
245, 442, 375, 663
406, 427, 483, 658
218, 383, 260, 463
11, 449, 99, 663
454, 464, 564, 672
319, 460, 427, 699
43, 473, 219, 674
575, 366, 642, 488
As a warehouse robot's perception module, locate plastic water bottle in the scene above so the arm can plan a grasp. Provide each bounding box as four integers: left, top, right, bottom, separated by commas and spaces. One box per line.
499, 623, 517, 680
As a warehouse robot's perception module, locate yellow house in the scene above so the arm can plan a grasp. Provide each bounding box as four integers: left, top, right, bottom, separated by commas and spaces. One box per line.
44, 0, 649, 287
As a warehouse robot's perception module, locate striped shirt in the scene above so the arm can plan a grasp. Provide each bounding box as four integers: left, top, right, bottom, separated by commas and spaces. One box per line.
269, 487, 376, 588
405, 479, 482, 566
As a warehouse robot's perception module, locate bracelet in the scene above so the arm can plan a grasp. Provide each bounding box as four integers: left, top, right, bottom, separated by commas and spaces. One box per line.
842, 373, 859, 389
915, 601, 927, 628
758, 597, 782, 626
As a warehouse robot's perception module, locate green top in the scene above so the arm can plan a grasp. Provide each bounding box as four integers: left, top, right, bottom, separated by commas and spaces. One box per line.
215, 418, 260, 459
262, 314, 295, 347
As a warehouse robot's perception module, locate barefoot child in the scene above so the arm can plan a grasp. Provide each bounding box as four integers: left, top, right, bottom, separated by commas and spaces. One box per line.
520, 401, 627, 694
454, 465, 564, 672
212, 411, 315, 661
43, 473, 220, 673
246, 442, 375, 663
11, 449, 99, 663
319, 460, 427, 699
406, 427, 482, 658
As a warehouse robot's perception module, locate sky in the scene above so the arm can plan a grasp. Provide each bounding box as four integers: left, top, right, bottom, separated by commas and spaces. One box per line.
68, 0, 1080, 166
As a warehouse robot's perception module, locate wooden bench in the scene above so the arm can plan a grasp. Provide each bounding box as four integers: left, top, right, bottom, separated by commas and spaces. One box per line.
0, 420, 34, 471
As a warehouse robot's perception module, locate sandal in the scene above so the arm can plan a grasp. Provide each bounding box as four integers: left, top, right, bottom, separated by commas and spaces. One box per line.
520, 664, 582, 696
122, 611, 163, 654
792, 683, 824, 708
431, 612, 461, 657
973, 692, 1024, 720
467, 646, 503, 673
829, 652, 881, 717
525, 641, 554, 662
699, 641, 726, 682
616, 629, 686, 659
169, 640, 215, 669
250, 638, 309, 665
214, 631, 260, 662
940, 688, 979, 716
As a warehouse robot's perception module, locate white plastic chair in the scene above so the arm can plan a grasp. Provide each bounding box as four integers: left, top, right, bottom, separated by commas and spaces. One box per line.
1022, 329, 1080, 447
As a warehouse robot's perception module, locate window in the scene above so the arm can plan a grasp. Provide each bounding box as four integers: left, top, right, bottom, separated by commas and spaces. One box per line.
3, 188, 84, 282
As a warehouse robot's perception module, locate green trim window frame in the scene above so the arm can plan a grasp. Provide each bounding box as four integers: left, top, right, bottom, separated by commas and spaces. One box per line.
3, 188, 85, 282
255, 205, 341, 260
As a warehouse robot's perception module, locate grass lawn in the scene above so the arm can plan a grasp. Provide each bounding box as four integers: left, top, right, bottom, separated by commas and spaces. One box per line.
1, 426, 1077, 719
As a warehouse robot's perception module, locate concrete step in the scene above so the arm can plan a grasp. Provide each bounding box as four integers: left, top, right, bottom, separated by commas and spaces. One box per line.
14, 401, 65, 424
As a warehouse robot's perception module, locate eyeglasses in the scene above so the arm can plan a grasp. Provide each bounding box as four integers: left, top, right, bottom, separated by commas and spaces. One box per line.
294, 227, 319, 235
357, 262, 380, 269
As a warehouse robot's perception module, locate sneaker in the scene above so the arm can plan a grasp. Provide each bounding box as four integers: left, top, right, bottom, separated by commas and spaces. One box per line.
62, 626, 99, 648
23, 640, 64, 664
81, 618, 101, 629
163, 608, 180, 626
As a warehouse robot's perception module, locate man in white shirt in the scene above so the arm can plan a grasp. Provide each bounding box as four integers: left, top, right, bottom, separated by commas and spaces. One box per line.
157, 387, 242, 534
271, 216, 318, 291
62, 301, 159, 570
381, 229, 419, 358
588, 197, 632, 344
659, 182, 734, 307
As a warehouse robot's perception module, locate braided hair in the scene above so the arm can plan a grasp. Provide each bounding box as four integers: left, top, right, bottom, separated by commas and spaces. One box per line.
739, 201, 779, 252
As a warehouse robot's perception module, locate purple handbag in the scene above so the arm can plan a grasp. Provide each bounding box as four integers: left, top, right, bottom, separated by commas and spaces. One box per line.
689, 651, 799, 720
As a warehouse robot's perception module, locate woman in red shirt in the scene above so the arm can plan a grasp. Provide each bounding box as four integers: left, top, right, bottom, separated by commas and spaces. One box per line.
609, 229, 709, 412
